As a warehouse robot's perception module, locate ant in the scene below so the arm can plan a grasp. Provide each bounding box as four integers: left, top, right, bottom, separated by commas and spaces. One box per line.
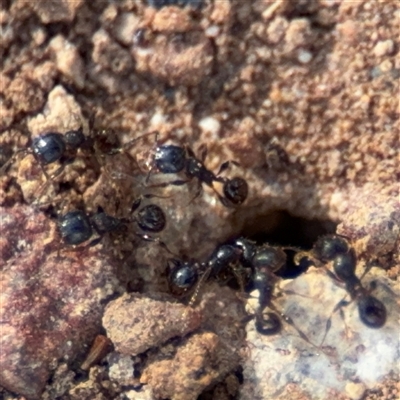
168, 237, 310, 338
57, 197, 167, 248
97, 130, 248, 206
0, 127, 92, 205
145, 142, 249, 207
294, 234, 387, 332
0, 120, 129, 205
1, 127, 89, 179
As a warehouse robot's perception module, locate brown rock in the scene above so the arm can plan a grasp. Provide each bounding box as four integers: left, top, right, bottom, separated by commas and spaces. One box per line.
141, 332, 239, 400
49, 35, 85, 88
133, 31, 213, 86
151, 6, 193, 33
31, 0, 84, 24
102, 292, 202, 355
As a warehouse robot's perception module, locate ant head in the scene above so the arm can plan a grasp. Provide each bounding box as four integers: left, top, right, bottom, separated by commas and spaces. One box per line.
357, 295, 387, 328
168, 259, 198, 290
136, 204, 166, 232
223, 177, 248, 205
64, 127, 85, 149
313, 234, 349, 263
58, 210, 92, 245
252, 246, 286, 273
32, 133, 66, 165
154, 145, 186, 174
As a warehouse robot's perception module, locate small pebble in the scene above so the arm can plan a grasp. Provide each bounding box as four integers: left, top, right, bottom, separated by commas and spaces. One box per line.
373, 40, 394, 57
199, 116, 221, 138
298, 49, 313, 64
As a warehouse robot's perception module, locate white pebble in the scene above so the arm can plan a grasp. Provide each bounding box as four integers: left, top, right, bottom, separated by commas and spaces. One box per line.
199, 116, 221, 138
373, 40, 394, 57
205, 25, 220, 38
298, 49, 313, 64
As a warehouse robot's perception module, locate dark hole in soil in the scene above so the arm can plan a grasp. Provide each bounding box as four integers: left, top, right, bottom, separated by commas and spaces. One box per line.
241, 210, 337, 279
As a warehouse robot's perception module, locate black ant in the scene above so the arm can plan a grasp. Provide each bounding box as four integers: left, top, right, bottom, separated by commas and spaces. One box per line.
1, 127, 93, 206
294, 234, 387, 331
56, 197, 167, 249
1, 127, 89, 179
168, 237, 311, 338
145, 142, 248, 207
0, 120, 131, 205
96, 130, 248, 207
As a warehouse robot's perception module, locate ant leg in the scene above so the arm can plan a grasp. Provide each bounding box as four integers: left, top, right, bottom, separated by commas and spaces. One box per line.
267, 302, 318, 348
122, 131, 161, 184
122, 131, 159, 153
188, 265, 212, 307
32, 162, 71, 207
135, 233, 176, 256
319, 297, 351, 347
88, 236, 103, 247
0, 148, 29, 175
145, 179, 190, 188
186, 181, 203, 205
198, 144, 208, 162
215, 160, 241, 179
357, 260, 376, 283
215, 161, 231, 178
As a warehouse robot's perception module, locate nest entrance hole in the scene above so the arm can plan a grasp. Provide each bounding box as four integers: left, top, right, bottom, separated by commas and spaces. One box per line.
240, 210, 337, 279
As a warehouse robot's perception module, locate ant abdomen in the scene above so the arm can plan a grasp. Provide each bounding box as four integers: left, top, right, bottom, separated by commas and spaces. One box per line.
154, 145, 186, 174
58, 210, 93, 245
168, 259, 198, 292
32, 133, 67, 165
136, 204, 166, 233
255, 311, 282, 336
357, 295, 387, 328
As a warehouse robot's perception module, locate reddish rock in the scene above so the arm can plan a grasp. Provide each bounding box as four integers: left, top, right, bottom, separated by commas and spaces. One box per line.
0, 205, 122, 399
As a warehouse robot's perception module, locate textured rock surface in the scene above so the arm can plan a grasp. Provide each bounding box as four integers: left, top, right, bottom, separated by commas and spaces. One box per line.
0, 205, 123, 398
103, 292, 203, 355
241, 266, 400, 400
0, 0, 398, 399
141, 331, 238, 400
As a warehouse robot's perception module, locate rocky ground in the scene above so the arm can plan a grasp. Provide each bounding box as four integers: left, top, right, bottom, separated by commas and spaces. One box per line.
0, 0, 399, 399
